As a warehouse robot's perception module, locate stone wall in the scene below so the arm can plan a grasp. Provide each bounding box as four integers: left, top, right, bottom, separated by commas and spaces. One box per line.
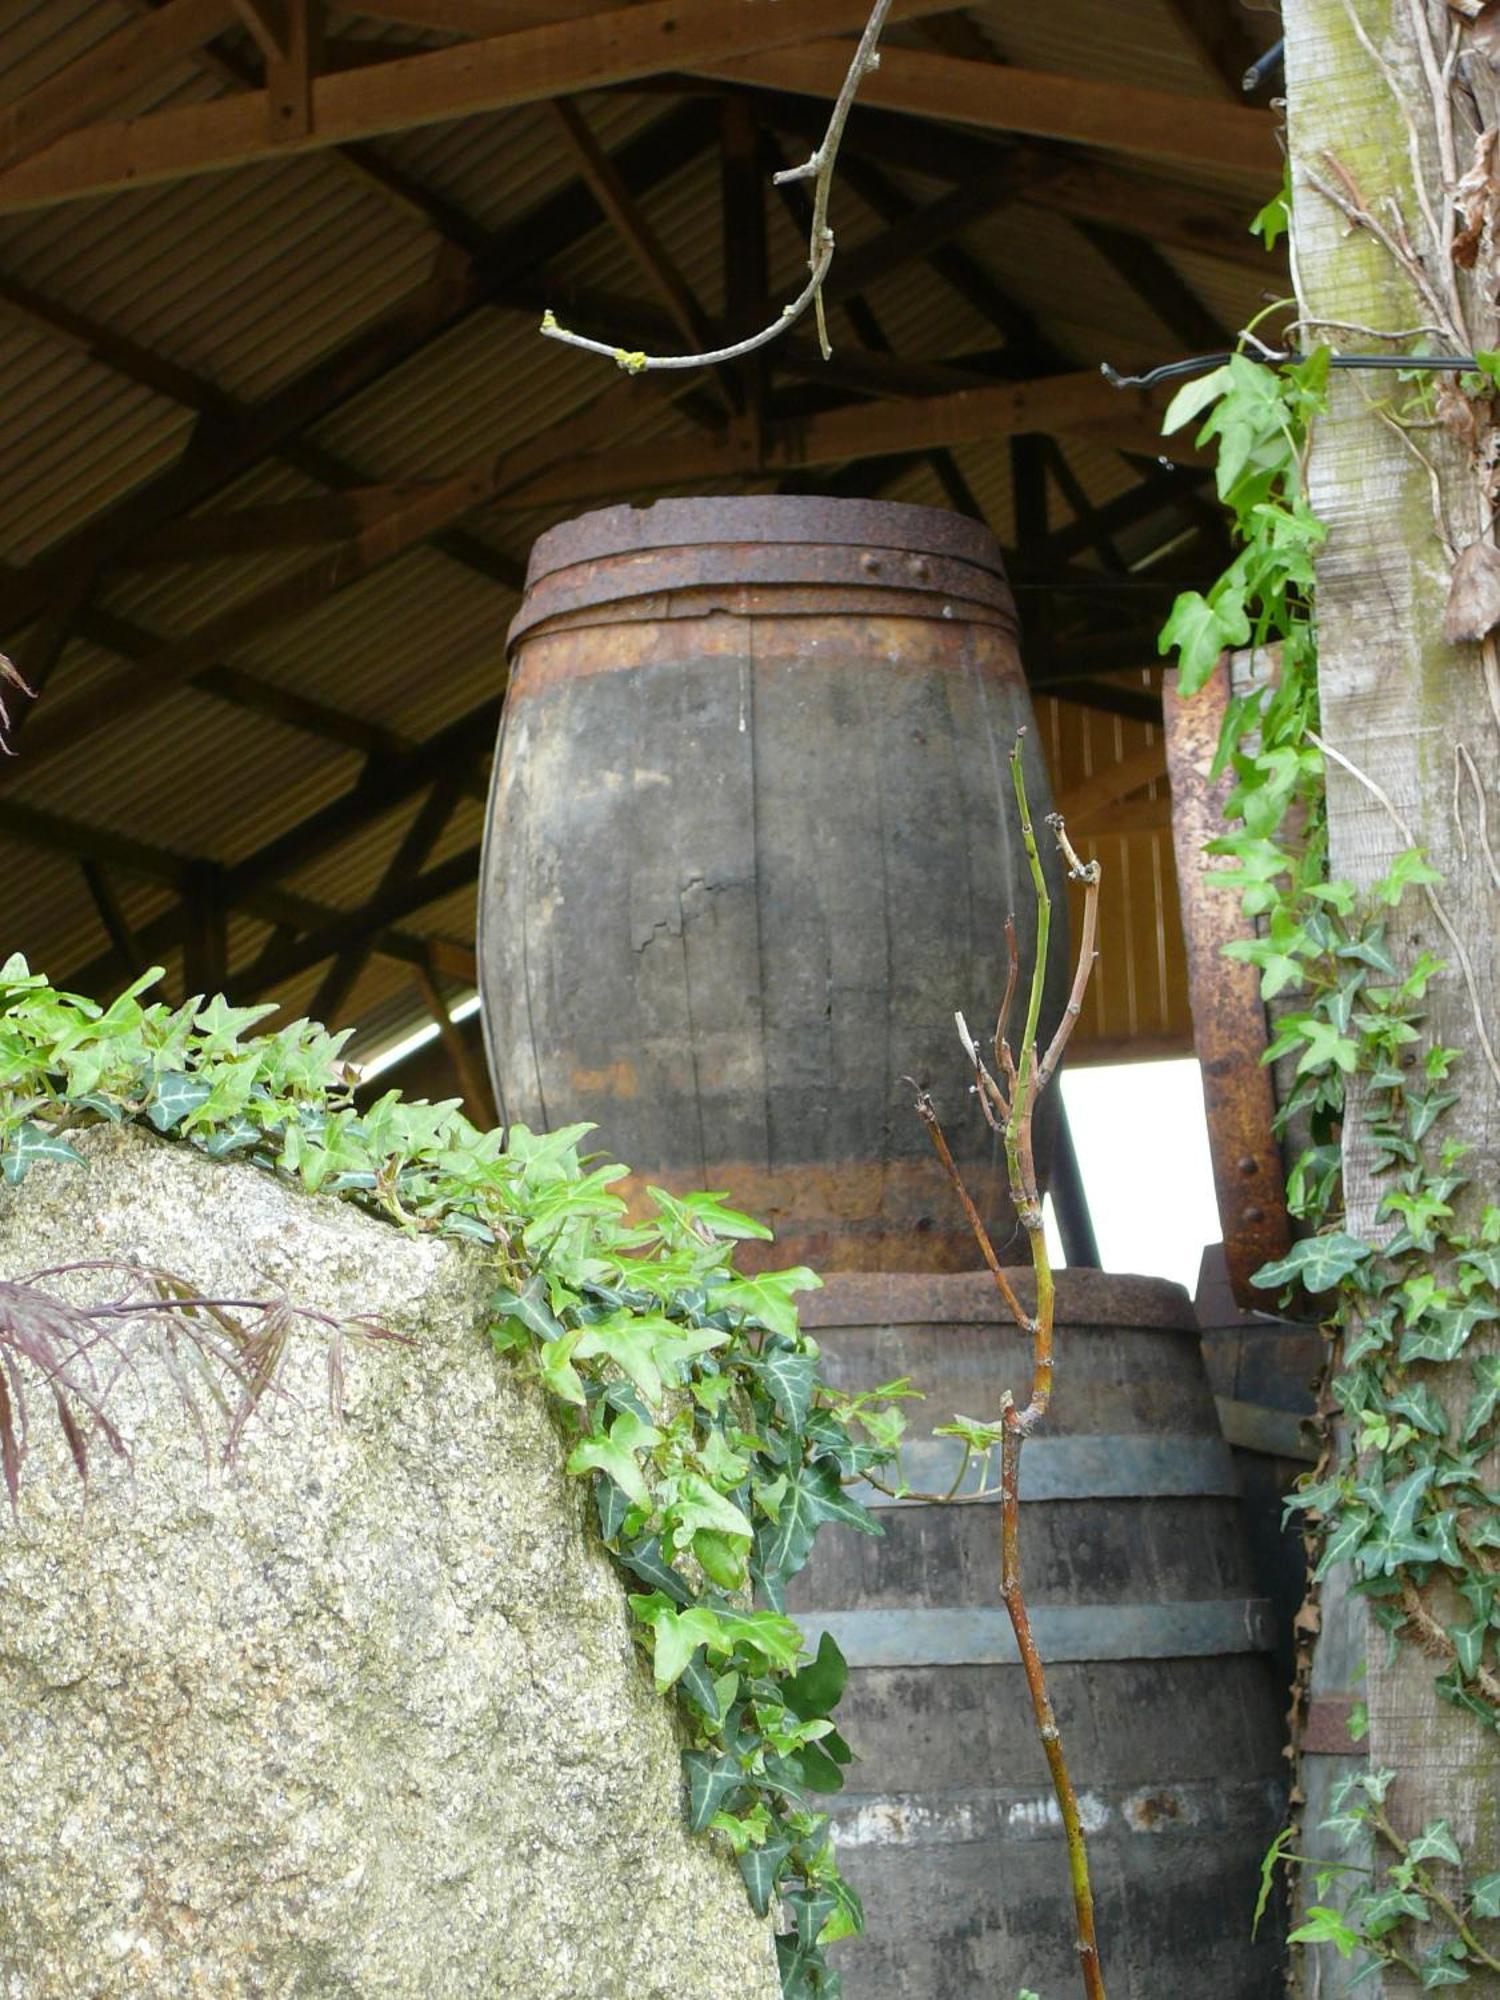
0, 1124, 781, 2000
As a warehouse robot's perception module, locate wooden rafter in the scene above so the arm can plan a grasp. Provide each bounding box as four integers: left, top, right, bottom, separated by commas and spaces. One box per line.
0, 0, 953, 214
0, 0, 237, 177
0, 100, 717, 646
233, 0, 290, 62
3, 366, 1196, 773
1160, 0, 1272, 97
0, 792, 472, 987
309, 770, 470, 1024
492, 372, 1202, 513
697, 42, 1279, 173
80, 860, 147, 979
266, 0, 324, 143
757, 88, 1282, 274
550, 97, 715, 361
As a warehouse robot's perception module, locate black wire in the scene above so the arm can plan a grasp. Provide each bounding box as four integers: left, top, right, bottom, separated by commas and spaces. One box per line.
1242, 37, 1285, 91
1102, 350, 1483, 391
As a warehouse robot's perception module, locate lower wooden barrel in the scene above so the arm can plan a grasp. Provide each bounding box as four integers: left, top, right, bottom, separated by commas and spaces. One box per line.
478, 496, 1068, 1272
1195, 1241, 1323, 1690
790, 1269, 1288, 1998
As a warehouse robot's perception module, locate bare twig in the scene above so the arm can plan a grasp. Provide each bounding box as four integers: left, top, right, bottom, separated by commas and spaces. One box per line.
911, 1085, 1033, 1332
911, 730, 1106, 2000
1457, 739, 1500, 887
539, 0, 891, 372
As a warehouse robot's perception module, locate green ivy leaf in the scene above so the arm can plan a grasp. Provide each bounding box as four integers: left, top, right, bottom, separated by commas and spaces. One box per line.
782, 1631, 850, 1723
683, 1750, 746, 1832
1374, 848, 1442, 906
1408, 1820, 1463, 1867
566, 1408, 661, 1512
1288, 1907, 1361, 1959
1470, 1872, 1500, 1919
756, 1460, 882, 1588
1161, 364, 1233, 435
737, 1834, 792, 1918
145, 1071, 214, 1133
1461, 1356, 1500, 1445
1159, 588, 1251, 696
1253, 1232, 1373, 1293
0, 1121, 84, 1184
1314, 1506, 1373, 1581
491, 1275, 564, 1345
741, 1347, 818, 1436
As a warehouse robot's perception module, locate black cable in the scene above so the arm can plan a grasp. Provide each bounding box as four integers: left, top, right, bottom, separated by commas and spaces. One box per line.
1242, 37, 1285, 92
1102, 350, 1484, 391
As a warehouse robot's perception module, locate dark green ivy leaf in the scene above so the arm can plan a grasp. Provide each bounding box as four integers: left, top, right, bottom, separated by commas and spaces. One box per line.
781, 1630, 849, 1722
755, 1461, 881, 1589
490, 1274, 564, 1344
741, 1347, 817, 1437
738, 1833, 792, 1917
790, 1740, 847, 1793
144, 1071, 213, 1132
616, 1534, 693, 1605
683, 1750, 746, 1832
0, 1121, 84, 1184
676, 1649, 723, 1720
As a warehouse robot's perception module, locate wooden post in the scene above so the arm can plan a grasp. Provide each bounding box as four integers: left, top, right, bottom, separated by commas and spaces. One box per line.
1283, 0, 1500, 1989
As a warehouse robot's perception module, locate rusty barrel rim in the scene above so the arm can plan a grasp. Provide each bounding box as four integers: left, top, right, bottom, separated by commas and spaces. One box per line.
507, 495, 1017, 652
800, 1267, 1197, 1332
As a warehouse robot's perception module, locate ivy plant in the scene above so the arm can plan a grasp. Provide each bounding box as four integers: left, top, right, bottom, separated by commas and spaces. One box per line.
1160, 341, 1500, 1980
0, 953, 908, 1998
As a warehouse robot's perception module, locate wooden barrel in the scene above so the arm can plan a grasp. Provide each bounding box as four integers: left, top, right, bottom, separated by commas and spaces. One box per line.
790, 1269, 1288, 1997
477, 497, 1068, 1272
1195, 1242, 1323, 1690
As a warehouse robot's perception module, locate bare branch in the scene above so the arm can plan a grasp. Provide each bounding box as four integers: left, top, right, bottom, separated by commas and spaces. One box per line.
910, 1084, 1034, 1333
539, 0, 892, 371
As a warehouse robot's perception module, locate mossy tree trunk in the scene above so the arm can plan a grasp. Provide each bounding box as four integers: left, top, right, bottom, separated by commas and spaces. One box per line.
1284, 1, 1500, 1992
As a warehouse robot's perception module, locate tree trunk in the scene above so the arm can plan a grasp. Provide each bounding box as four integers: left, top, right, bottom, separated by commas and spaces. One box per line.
1283, 1, 1500, 1992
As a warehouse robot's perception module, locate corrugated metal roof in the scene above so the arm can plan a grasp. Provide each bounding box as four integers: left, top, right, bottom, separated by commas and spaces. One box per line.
0, 0, 1273, 1077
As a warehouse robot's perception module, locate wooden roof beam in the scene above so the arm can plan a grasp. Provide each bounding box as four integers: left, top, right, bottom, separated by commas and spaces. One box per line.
1160, 0, 1274, 98
703, 44, 1280, 174
0, 99, 716, 642
243, 848, 481, 992
496, 371, 1201, 512
752, 88, 1281, 273
0, 0, 238, 176
549, 96, 717, 363
309, 770, 470, 1025
0, 793, 467, 982
0, 0, 955, 213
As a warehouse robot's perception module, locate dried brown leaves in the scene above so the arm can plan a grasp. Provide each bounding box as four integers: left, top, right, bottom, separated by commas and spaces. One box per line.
0, 1261, 405, 1510
1444, 537, 1500, 640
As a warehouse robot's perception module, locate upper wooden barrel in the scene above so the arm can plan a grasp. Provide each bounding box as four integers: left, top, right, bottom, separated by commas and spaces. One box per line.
478, 497, 1069, 1270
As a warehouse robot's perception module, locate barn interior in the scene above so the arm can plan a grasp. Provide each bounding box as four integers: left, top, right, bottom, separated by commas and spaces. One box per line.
0, 0, 1287, 1117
